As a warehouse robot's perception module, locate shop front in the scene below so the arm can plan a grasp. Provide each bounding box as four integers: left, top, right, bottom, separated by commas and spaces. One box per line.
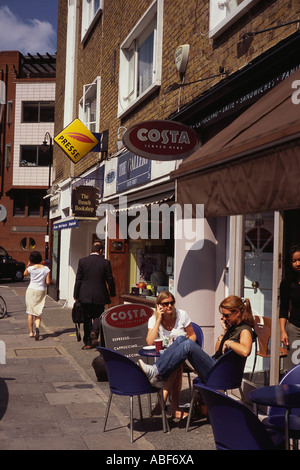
172, 67, 300, 386
100, 148, 177, 308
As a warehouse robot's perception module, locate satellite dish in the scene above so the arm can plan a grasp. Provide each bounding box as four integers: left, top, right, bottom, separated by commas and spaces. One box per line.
0, 204, 7, 222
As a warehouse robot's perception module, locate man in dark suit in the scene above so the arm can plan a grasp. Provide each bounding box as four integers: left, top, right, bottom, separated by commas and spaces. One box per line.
74, 241, 116, 349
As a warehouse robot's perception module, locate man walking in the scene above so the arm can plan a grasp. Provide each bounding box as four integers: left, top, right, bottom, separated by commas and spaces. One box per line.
74, 241, 116, 349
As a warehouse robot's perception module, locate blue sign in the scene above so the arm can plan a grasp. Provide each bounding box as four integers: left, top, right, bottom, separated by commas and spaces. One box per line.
53, 219, 78, 231
116, 150, 151, 193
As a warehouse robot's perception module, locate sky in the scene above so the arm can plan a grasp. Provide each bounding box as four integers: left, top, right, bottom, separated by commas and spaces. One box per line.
0, 0, 58, 55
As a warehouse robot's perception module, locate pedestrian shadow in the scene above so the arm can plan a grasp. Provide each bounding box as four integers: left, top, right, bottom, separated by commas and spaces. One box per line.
0, 377, 9, 420
41, 327, 77, 340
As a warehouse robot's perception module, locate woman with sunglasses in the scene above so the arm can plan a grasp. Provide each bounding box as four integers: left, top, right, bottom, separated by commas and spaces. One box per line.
146, 290, 196, 420
139, 295, 254, 389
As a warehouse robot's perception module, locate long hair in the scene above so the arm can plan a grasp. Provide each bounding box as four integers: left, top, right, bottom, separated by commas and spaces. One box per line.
154, 290, 176, 320
219, 295, 254, 327
284, 244, 300, 287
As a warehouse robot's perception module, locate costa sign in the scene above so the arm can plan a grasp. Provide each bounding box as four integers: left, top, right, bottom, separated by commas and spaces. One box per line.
122, 120, 201, 161
103, 304, 153, 329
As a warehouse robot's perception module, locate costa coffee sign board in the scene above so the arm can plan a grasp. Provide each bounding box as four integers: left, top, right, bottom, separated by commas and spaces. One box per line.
101, 304, 154, 362
122, 120, 201, 161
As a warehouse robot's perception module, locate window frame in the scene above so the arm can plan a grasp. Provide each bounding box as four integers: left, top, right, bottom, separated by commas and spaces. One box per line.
118, 0, 163, 118
78, 76, 101, 132
21, 101, 55, 123
20, 145, 51, 167
81, 0, 103, 43
209, 0, 260, 39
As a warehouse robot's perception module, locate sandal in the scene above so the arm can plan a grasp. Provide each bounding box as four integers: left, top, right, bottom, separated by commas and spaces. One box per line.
29, 333, 34, 338
172, 410, 189, 422
35, 328, 40, 341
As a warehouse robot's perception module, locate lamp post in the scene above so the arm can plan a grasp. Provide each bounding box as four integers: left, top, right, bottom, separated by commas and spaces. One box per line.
42, 132, 53, 264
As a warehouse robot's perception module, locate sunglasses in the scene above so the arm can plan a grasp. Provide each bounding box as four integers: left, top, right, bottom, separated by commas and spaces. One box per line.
161, 301, 175, 307
221, 310, 236, 318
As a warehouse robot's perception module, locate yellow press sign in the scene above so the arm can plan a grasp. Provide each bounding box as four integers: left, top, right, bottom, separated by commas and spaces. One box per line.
54, 119, 99, 164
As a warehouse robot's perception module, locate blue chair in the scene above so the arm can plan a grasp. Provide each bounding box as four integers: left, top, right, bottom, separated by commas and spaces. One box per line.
186, 349, 247, 431
183, 322, 204, 393
195, 383, 284, 450
98, 346, 169, 443
263, 364, 300, 448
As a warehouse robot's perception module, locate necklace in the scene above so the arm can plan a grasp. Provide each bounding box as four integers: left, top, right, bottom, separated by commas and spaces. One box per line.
162, 319, 175, 331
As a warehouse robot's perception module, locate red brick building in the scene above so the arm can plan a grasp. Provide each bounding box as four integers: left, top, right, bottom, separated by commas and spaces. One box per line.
0, 51, 56, 266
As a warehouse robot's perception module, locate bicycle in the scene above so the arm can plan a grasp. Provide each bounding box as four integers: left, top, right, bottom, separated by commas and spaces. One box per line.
0, 295, 7, 319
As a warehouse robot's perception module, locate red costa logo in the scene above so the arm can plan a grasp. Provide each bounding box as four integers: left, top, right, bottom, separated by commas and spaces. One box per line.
122, 120, 201, 161
103, 304, 153, 329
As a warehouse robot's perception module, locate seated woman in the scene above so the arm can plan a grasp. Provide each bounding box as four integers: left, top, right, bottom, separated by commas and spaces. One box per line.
139, 295, 254, 388
146, 290, 196, 420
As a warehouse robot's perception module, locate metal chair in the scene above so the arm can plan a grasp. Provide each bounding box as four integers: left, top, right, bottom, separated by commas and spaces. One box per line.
98, 346, 170, 443
186, 349, 247, 431
262, 364, 300, 449
183, 322, 204, 393
195, 383, 284, 450
250, 315, 287, 380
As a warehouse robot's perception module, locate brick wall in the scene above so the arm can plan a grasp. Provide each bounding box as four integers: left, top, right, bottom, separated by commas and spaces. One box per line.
53, 0, 300, 182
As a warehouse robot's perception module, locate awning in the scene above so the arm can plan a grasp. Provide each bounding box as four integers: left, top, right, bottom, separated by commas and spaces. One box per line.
172, 69, 300, 217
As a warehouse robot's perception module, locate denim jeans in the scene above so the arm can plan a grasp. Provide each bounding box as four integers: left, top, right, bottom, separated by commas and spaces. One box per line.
155, 336, 216, 382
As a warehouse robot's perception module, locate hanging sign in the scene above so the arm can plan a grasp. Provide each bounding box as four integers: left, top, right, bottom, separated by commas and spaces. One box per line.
54, 119, 99, 164
122, 120, 201, 161
72, 185, 99, 218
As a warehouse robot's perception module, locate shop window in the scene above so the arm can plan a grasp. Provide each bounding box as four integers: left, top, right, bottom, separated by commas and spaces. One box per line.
81, 0, 103, 42
22, 101, 55, 123
20, 238, 36, 251
20, 145, 51, 167
118, 0, 163, 117
209, 0, 260, 38
79, 77, 100, 132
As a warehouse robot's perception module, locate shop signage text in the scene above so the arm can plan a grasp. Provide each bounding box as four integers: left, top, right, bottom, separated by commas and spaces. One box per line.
116, 150, 151, 192
101, 304, 154, 362
122, 120, 201, 161
54, 119, 99, 164
72, 185, 98, 218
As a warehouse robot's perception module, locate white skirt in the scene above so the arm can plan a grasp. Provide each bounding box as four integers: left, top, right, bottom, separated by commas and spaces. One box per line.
26, 288, 46, 317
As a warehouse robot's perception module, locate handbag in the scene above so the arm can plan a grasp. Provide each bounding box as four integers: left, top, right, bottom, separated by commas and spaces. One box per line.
72, 301, 85, 341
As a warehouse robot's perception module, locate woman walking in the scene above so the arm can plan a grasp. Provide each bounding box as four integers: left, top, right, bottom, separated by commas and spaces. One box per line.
24, 251, 50, 340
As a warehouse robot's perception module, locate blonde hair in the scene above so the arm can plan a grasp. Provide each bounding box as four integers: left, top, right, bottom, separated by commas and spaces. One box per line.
219, 295, 254, 327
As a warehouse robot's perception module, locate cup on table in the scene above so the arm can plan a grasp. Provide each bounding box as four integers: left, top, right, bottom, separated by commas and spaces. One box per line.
154, 338, 163, 352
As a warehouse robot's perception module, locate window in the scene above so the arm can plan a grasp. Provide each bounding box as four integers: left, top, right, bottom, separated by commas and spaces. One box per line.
20, 145, 51, 167
22, 101, 55, 123
20, 238, 36, 251
5, 144, 11, 169
209, 0, 260, 38
118, 0, 163, 117
13, 195, 25, 216
81, 0, 103, 42
79, 77, 100, 132
7, 100, 13, 124
28, 195, 41, 217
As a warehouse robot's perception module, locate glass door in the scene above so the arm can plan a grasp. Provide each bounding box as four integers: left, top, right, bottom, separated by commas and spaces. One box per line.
243, 212, 274, 384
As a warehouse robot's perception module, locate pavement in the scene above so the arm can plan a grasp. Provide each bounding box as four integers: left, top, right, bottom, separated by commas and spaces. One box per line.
0, 281, 216, 455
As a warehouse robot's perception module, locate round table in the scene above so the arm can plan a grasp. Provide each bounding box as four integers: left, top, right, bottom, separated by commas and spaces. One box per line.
248, 384, 300, 450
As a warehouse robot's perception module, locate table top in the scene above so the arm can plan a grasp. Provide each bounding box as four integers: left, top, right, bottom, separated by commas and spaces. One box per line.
248, 384, 300, 408
138, 347, 160, 358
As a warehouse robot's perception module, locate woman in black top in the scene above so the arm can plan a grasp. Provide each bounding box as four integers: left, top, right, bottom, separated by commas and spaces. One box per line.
280, 244, 300, 370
